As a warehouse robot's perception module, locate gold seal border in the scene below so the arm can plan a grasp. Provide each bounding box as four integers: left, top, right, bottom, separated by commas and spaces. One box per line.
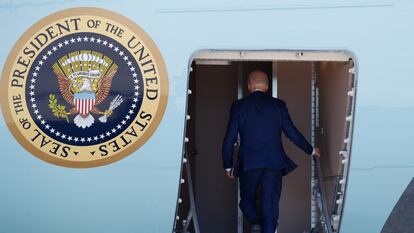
0, 7, 169, 168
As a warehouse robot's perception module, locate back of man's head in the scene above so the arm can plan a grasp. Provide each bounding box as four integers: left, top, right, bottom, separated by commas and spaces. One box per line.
248, 70, 269, 92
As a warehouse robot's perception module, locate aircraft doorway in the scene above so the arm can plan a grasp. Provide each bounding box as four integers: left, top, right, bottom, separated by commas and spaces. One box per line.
174, 51, 357, 233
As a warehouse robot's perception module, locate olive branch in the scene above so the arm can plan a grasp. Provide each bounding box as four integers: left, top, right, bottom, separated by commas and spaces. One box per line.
48, 94, 70, 122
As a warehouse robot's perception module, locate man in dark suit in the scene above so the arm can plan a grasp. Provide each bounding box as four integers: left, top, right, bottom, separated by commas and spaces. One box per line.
222, 70, 320, 233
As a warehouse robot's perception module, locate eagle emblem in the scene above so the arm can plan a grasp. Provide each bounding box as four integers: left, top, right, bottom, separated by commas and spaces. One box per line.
49, 51, 123, 128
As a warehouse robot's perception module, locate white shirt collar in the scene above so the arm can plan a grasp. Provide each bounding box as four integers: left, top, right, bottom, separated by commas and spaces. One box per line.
253, 89, 265, 92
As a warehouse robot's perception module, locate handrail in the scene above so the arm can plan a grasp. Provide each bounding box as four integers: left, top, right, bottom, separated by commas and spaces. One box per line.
313, 156, 334, 233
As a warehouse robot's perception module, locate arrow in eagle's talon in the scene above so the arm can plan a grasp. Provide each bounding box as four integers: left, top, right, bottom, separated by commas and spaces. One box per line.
98, 95, 123, 123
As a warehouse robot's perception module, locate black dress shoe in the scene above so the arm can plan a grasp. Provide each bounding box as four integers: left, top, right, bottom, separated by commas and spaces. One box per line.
251, 224, 261, 233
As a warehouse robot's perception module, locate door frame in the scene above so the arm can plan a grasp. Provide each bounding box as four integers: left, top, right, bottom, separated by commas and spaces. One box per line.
177, 49, 358, 233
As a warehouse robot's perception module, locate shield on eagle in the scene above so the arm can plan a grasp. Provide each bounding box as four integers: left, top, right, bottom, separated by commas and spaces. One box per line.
74, 92, 96, 115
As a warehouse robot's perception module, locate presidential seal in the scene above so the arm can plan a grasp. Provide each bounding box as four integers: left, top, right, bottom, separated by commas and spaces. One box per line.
0, 8, 168, 168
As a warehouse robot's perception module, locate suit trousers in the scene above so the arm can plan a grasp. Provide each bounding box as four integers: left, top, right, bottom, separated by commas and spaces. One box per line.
239, 168, 283, 233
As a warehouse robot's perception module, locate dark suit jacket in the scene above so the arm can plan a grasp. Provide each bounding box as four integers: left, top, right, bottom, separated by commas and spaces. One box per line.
222, 91, 313, 176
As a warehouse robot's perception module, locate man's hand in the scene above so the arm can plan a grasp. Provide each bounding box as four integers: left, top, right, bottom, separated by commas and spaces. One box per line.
313, 147, 321, 158
226, 170, 235, 180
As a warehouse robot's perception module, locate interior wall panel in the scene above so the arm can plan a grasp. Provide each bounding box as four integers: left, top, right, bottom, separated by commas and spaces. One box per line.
194, 65, 239, 233
277, 62, 312, 233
